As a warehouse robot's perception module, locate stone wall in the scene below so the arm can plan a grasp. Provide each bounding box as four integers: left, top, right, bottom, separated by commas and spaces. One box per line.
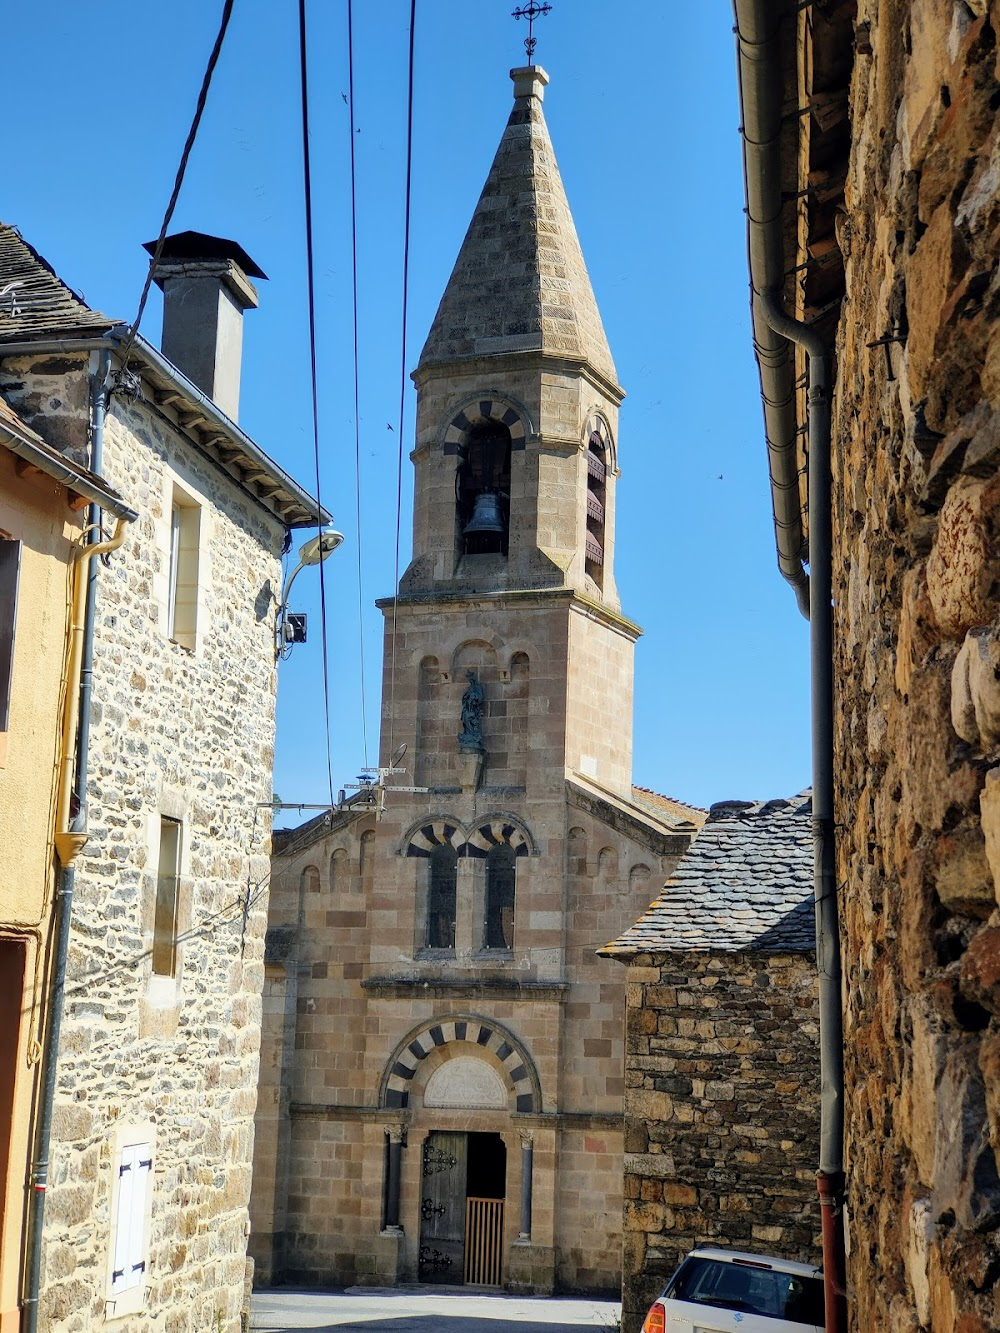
619, 952, 820, 1333
832, 3, 1000, 1327
3, 354, 284, 1333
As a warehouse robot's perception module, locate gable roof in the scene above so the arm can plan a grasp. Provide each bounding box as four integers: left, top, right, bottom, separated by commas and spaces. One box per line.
601, 790, 814, 957
417, 66, 619, 390
0, 225, 114, 340
0, 223, 328, 529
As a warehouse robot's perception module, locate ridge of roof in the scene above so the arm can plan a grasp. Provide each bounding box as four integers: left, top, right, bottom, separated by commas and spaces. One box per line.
601, 789, 814, 958
417, 67, 618, 387
631, 784, 709, 826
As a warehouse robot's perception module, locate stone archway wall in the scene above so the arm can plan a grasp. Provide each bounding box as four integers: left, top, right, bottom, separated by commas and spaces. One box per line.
380, 1015, 539, 1113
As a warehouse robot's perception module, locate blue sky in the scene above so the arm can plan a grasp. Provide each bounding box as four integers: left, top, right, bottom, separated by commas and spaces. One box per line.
5, 1, 810, 815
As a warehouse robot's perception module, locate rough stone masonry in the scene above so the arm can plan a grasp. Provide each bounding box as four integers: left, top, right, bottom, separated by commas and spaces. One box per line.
832, 2, 1000, 1328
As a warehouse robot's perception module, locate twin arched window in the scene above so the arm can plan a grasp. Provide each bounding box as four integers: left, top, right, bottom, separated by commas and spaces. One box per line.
424, 842, 516, 952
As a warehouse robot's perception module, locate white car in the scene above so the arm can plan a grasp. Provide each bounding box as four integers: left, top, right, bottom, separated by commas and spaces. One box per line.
641, 1246, 825, 1332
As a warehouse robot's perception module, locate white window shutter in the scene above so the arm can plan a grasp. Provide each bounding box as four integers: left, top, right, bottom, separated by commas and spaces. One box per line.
111, 1145, 136, 1294
112, 1141, 152, 1295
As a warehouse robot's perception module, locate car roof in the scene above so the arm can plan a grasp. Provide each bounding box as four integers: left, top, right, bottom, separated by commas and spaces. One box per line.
687, 1247, 823, 1280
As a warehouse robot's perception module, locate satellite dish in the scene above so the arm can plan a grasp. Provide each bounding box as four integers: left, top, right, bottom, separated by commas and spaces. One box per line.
390, 742, 407, 767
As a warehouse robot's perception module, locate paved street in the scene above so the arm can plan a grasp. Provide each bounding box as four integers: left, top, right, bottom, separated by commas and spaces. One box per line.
251, 1288, 622, 1332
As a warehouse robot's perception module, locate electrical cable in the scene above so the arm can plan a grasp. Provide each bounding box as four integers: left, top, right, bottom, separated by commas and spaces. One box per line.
387, 0, 418, 760
116, 0, 236, 373
346, 0, 370, 767
59, 876, 271, 1001
297, 0, 336, 806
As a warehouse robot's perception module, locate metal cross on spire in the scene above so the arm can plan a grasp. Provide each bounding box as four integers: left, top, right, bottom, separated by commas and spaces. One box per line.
512, 1, 552, 65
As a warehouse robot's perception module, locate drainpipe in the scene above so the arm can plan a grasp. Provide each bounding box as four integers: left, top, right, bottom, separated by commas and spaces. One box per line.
733, 3, 847, 1328
761, 293, 845, 1333
21, 358, 130, 1333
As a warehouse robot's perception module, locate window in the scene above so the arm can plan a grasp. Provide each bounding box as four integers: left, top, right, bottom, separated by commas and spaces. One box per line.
484, 844, 516, 950
108, 1132, 154, 1313
0, 539, 21, 731
166, 488, 200, 650
426, 844, 458, 950
457, 423, 512, 556
152, 817, 181, 977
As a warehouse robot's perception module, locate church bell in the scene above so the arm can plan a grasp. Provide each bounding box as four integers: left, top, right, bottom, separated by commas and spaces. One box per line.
463, 491, 505, 536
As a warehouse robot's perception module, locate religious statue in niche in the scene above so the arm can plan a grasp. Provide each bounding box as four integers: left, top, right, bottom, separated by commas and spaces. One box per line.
458, 670, 485, 752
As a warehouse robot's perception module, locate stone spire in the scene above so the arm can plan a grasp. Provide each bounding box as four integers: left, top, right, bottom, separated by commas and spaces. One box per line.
417, 66, 618, 389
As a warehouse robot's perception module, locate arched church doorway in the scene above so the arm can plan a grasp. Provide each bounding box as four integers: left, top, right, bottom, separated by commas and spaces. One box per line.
418, 1131, 507, 1287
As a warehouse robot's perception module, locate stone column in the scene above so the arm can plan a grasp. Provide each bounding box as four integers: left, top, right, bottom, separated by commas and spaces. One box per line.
518, 1133, 533, 1239
384, 1127, 404, 1231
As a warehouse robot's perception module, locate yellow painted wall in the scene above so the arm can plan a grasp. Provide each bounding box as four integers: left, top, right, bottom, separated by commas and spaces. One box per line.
0, 444, 77, 1333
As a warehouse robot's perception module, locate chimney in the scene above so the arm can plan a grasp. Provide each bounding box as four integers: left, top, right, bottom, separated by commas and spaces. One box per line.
144, 231, 267, 423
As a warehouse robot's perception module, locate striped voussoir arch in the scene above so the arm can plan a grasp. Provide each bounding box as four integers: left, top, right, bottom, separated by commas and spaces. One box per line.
404, 820, 464, 858
402, 818, 532, 859
463, 820, 530, 859
442, 400, 527, 455
382, 1017, 537, 1112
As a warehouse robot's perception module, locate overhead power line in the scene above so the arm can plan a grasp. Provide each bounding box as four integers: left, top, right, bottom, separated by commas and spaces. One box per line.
118, 0, 236, 373
297, 0, 337, 807
346, 0, 370, 768
388, 0, 418, 760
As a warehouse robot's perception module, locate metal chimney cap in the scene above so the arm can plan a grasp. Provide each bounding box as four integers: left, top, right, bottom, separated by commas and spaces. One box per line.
142, 230, 268, 281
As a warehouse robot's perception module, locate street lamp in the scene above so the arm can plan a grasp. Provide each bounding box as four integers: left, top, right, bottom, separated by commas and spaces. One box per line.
275, 524, 344, 659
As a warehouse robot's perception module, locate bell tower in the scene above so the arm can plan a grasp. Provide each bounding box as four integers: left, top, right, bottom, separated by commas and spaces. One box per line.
386, 62, 638, 796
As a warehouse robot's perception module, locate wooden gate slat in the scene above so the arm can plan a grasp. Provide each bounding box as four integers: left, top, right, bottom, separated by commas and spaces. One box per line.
464, 1196, 504, 1286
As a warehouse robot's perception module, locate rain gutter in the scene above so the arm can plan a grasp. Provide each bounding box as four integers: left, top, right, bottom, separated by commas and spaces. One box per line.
733, 3, 846, 1329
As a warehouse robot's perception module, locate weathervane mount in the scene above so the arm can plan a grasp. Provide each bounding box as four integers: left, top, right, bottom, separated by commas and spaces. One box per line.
512, 1, 552, 65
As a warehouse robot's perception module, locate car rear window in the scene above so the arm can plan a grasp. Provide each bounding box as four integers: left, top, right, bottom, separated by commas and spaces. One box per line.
666, 1256, 825, 1326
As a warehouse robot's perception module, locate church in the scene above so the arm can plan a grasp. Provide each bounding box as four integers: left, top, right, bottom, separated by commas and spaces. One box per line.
249, 61, 702, 1296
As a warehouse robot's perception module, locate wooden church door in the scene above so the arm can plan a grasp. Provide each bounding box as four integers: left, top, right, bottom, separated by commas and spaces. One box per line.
418, 1131, 467, 1283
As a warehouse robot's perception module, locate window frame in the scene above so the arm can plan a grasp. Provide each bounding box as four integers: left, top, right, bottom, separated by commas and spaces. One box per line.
152, 816, 181, 978
164, 482, 201, 651
0, 538, 22, 732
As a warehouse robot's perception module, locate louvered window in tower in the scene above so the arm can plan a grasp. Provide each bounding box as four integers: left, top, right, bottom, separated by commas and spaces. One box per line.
585, 432, 606, 590
457, 423, 512, 556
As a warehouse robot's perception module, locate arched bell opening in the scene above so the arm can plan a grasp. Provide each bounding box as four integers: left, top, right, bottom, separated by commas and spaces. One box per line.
457, 422, 512, 556
585, 429, 607, 590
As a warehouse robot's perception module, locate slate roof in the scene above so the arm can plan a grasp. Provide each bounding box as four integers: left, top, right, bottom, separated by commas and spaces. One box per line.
418, 67, 618, 386
0, 224, 113, 340
601, 791, 814, 957
631, 785, 708, 829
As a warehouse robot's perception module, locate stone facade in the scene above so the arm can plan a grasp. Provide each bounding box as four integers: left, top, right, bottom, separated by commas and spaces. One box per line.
834, 5, 1000, 1327
0, 225, 323, 1333
737, 2, 1000, 1328
603, 795, 820, 1333
250, 65, 702, 1299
